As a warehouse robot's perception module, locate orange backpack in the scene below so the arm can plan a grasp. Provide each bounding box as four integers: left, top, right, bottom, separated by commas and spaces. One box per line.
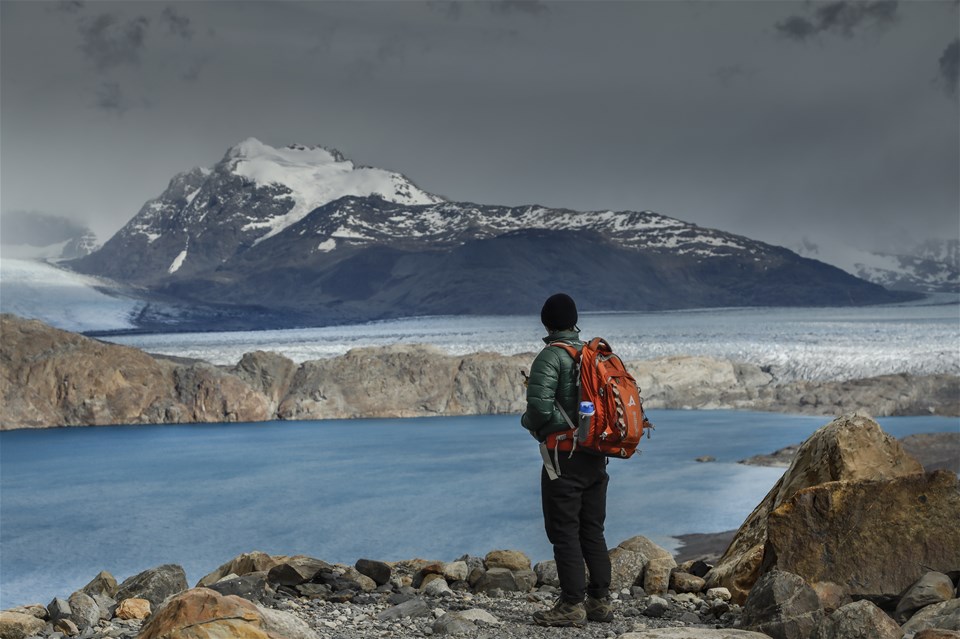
545, 337, 652, 459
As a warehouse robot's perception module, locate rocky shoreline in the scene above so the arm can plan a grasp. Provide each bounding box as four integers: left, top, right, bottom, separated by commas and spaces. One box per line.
2, 415, 958, 639
2, 314, 958, 430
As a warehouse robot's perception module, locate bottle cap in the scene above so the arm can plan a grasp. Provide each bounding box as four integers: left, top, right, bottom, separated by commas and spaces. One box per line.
579, 401, 595, 415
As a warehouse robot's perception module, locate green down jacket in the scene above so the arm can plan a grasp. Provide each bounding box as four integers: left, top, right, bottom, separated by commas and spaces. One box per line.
521, 330, 583, 442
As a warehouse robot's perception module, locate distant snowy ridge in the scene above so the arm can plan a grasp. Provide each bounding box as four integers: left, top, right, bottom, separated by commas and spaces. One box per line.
794, 238, 959, 293
275, 197, 765, 259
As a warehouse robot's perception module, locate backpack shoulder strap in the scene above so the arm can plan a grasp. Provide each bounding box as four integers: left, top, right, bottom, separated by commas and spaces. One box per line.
548, 341, 581, 360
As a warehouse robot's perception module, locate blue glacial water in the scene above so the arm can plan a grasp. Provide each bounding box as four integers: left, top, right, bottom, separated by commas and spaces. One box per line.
1, 410, 957, 607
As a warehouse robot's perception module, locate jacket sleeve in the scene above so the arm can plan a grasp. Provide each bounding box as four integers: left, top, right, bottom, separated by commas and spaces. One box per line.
521, 347, 562, 439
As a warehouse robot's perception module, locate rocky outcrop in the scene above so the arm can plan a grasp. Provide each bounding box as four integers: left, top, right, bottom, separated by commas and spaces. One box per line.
706, 414, 925, 604
765, 471, 960, 604
2, 314, 957, 429
0, 315, 269, 429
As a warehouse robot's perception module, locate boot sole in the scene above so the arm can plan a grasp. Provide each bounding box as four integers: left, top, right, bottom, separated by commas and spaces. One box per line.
533, 618, 586, 628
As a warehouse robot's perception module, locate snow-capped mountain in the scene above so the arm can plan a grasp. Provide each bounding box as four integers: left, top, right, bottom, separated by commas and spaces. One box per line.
794, 238, 959, 294
74, 138, 441, 281
69, 139, 914, 328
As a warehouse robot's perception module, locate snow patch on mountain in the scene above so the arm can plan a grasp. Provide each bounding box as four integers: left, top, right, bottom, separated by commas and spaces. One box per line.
227, 138, 443, 244
0, 258, 141, 331
168, 249, 188, 274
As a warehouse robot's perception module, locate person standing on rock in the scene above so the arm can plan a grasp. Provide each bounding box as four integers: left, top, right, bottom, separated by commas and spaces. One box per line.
521, 293, 613, 627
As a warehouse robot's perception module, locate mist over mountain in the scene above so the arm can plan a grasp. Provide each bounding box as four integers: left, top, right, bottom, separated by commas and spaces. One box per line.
68, 139, 916, 330
1, 211, 98, 260
794, 237, 959, 294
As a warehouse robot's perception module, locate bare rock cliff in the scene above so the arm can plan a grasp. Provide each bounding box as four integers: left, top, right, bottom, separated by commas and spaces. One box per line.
1, 314, 956, 429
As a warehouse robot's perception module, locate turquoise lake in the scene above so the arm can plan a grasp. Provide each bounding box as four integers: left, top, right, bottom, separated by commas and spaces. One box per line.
1, 410, 957, 608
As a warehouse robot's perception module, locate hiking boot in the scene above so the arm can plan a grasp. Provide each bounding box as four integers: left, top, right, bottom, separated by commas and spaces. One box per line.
532, 600, 587, 627
585, 595, 614, 622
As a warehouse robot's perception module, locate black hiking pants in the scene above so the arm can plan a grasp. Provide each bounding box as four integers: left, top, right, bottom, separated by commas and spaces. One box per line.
541, 450, 611, 604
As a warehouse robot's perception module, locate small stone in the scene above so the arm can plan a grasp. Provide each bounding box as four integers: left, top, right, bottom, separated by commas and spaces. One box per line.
644, 595, 670, 618
114, 598, 151, 621
513, 569, 538, 592
706, 587, 732, 602
680, 611, 701, 624
643, 557, 675, 596
432, 612, 477, 635
457, 609, 501, 625
423, 578, 453, 597
376, 598, 431, 621
266, 557, 330, 587
533, 561, 559, 588
671, 571, 706, 594
54, 618, 80, 636
441, 561, 468, 583
484, 550, 531, 572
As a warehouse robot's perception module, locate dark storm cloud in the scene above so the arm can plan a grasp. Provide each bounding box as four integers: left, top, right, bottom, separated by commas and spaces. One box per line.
940, 38, 959, 97
161, 7, 193, 41
54, 0, 85, 14
79, 13, 150, 71
95, 81, 131, 114
776, 1, 898, 41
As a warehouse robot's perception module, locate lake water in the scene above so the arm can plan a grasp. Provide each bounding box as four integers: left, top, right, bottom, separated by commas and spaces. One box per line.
2, 410, 957, 608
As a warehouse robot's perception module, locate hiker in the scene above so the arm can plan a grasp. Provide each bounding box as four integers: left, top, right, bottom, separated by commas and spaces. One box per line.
521, 293, 613, 627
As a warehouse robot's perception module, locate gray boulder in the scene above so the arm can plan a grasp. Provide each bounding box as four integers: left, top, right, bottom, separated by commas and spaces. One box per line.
266, 557, 330, 586
376, 598, 431, 621
355, 559, 391, 586
115, 564, 188, 608
47, 597, 72, 623
534, 560, 560, 587
81, 571, 118, 599
67, 591, 101, 630
207, 571, 272, 603
815, 600, 901, 639
473, 567, 518, 594
896, 572, 957, 623
902, 599, 960, 638
742, 570, 823, 639
432, 612, 477, 635
644, 595, 670, 618
514, 569, 538, 592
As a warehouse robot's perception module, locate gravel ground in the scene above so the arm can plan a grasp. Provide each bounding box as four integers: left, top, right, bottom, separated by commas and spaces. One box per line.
269, 586, 742, 639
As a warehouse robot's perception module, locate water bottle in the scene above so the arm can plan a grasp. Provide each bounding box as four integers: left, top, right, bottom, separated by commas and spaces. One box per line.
578, 401, 595, 442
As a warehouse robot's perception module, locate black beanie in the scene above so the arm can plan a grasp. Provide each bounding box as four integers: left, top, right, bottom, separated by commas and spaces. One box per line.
540, 293, 578, 330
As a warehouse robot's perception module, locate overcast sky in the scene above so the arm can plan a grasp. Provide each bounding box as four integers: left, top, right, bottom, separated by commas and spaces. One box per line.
1, 0, 957, 255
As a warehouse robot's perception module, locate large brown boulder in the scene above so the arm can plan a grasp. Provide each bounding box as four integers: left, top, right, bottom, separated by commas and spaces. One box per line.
138, 587, 317, 639
765, 471, 960, 604
706, 414, 923, 603
814, 600, 902, 639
